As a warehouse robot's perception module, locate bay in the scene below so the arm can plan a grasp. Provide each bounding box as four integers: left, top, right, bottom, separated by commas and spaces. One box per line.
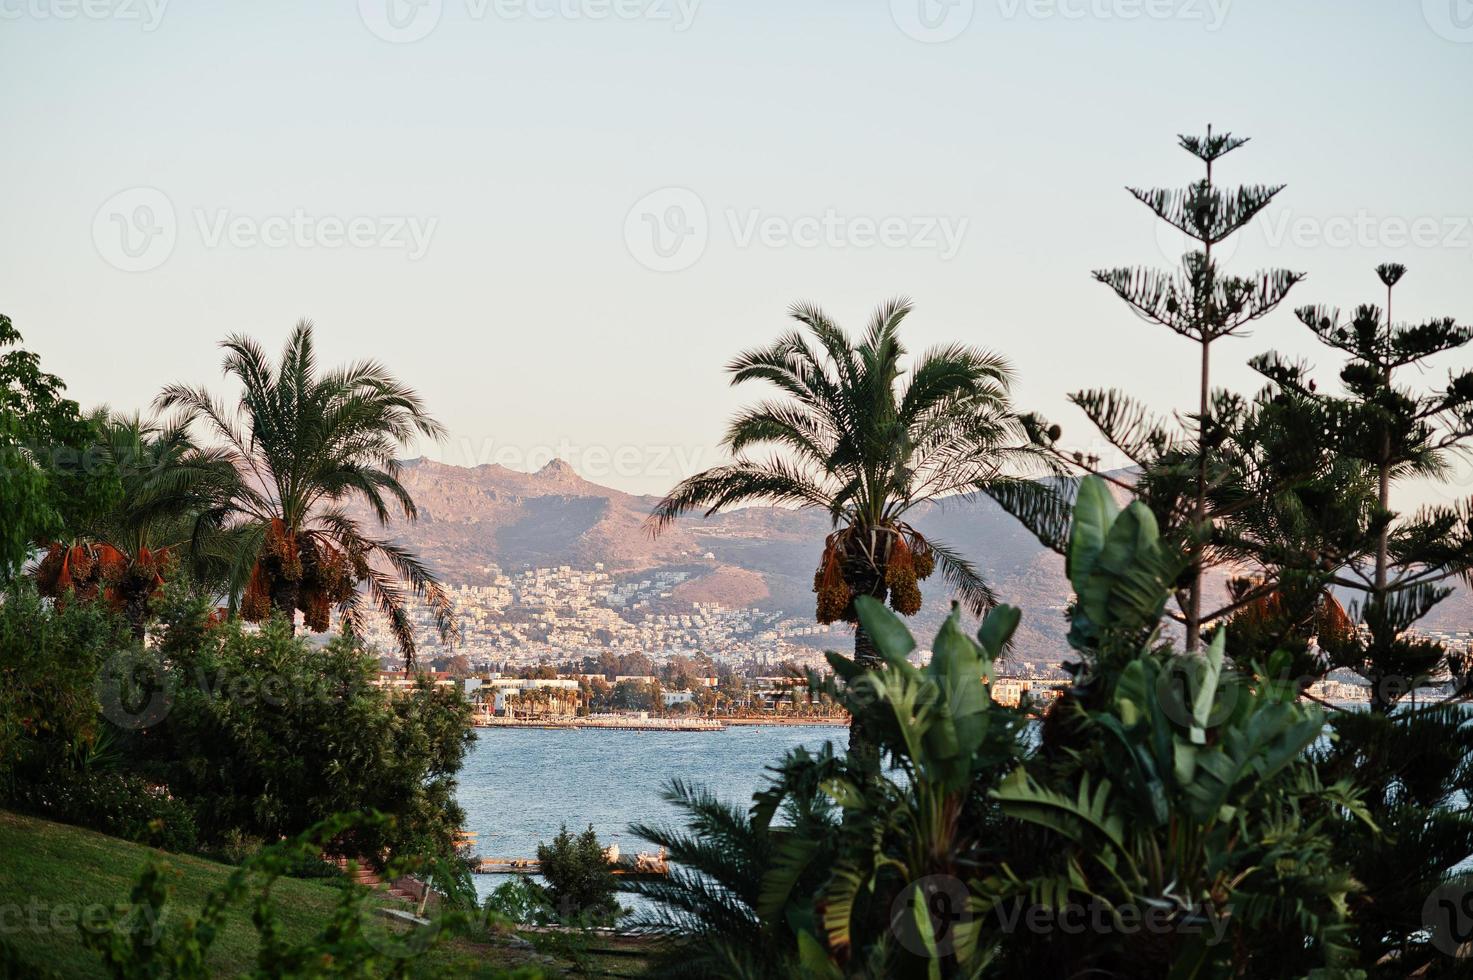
457, 725, 844, 901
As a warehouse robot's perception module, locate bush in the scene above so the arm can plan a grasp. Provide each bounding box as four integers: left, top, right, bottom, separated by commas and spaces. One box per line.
9, 768, 198, 851
132, 608, 475, 864
536, 825, 620, 925
483, 875, 556, 926
0, 580, 131, 792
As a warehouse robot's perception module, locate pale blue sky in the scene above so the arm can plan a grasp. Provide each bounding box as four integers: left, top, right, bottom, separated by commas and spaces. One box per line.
2, 1, 1471, 503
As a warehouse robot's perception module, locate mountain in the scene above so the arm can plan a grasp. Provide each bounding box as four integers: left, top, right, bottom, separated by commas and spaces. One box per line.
353, 459, 1068, 666
359, 459, 1473, 668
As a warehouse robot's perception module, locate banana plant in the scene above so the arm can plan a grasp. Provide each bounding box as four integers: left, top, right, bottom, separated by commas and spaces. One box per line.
756, 597, 1030, 977
984, 477, 1372, 978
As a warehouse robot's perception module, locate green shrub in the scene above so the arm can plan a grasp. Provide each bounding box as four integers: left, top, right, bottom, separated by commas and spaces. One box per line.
133, 611, 475, 864
0, 580, 131, 792
536, 825, 620, 925
10, 769, 198, 852
482, 875, 556, 927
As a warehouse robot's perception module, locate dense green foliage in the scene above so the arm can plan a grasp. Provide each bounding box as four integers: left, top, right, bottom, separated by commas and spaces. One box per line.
535, 825, 621, 925
0, 578, 474, 869
117, 591, 475, 863
0, 314, 110, 586
631, 478, 1369, 977
1241, 264, 1473, 976
0, 581, 129, 792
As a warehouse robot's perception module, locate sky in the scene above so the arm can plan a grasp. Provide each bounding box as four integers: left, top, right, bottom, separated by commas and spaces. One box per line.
2, 0, 1471, 507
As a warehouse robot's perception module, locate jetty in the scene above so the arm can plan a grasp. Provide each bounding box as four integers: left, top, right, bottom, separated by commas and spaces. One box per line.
472, 850, 669, 878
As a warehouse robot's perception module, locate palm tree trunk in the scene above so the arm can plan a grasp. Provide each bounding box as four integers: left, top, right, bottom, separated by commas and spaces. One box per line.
269, 576, 300, 634
846, 553, 887, 777
122, 589, 149, 642
848, 623, 882, 777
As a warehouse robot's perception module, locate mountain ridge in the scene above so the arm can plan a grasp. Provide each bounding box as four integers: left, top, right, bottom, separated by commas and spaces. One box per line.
363, 458, 1471, 666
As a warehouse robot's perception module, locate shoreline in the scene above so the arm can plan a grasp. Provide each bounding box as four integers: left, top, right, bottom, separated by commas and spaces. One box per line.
472, 716, 848, 732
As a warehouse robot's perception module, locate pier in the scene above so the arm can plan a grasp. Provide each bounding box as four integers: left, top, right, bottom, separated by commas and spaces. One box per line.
472, 853, 669, 877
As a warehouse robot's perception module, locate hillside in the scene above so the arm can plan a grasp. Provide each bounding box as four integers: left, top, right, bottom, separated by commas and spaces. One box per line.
0, 810, 629, 978
359, 459, 1472, 669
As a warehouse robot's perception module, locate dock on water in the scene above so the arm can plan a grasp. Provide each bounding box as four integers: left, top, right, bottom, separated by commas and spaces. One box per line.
471, 846, 669, 878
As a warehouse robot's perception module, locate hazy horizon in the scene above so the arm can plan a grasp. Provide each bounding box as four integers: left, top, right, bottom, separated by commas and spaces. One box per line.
5, 1, 1472, 511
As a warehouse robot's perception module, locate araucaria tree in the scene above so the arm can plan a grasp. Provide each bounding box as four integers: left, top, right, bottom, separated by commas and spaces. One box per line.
649, 299, 1034, 765
1251, 265, 1473, 974
157, 321, 454, 664
1005, 128, 1304, 650
1256, 264, 1473, 708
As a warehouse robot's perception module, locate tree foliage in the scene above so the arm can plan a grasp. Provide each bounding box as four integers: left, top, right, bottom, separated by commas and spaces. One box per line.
156, 322, 454, 664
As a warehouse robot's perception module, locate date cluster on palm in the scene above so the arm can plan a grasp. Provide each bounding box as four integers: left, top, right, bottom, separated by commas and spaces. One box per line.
812, 526, 936, 624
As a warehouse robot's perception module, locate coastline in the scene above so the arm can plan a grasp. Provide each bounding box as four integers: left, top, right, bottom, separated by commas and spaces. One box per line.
472, 716, 848, 732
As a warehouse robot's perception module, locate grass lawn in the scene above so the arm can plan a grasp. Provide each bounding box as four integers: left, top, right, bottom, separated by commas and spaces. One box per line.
0, 810, 646, 978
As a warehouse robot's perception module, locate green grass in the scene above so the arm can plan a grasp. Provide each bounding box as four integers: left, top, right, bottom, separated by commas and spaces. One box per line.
0, 809, 627, 978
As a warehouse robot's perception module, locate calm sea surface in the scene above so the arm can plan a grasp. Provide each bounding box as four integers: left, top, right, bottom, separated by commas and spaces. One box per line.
457, 725, 843, 901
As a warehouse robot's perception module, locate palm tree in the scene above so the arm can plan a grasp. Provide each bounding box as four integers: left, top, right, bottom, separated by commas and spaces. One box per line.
156, 321, 454, 665
649, 298, 1034, 764
34, 411, 233, 637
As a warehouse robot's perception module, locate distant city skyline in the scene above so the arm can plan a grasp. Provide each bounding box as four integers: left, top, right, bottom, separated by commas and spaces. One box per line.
4, 1, 1471, 510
